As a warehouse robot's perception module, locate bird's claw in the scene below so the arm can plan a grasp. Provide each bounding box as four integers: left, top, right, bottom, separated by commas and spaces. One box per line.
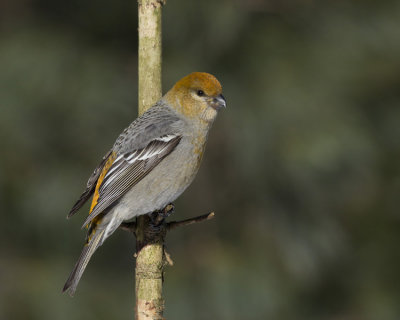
160, 203, 175, 218
148, 203, 175, 227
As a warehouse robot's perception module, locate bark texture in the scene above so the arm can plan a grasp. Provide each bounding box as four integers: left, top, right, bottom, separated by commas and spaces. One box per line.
136, 0, 165, 319
134, 2, 215, 318
138, 0, 164, 115
135, 215, 166, 320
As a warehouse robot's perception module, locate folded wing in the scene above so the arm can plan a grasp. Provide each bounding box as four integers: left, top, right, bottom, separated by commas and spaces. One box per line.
68, 150, 114, 218
81, 134, 181, 227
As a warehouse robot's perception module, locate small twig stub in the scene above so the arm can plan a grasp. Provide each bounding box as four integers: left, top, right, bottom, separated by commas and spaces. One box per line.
167, 212, 215, 230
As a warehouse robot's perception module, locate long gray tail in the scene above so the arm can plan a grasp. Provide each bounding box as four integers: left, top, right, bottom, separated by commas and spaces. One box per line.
63, 229, 105, 296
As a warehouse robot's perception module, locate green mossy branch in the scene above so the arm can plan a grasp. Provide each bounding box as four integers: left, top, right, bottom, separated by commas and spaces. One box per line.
134, 1, 215, 319
136, 1, 165, 318
138, 0, 164, 116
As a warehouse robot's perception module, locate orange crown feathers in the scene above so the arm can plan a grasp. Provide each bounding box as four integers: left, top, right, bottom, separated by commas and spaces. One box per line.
173, 72, 222, 97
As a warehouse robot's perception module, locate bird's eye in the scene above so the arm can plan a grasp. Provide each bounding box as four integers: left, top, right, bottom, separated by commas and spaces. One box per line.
197, 90, 205, 97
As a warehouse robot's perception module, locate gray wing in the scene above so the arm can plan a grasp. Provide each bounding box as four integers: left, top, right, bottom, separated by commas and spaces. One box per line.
81, 133, 182, 228
113, 103, 184, 153
68, 150, 113, 218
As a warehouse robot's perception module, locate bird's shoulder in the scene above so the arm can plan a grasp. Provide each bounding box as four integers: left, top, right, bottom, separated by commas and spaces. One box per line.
113, 101, 186, 154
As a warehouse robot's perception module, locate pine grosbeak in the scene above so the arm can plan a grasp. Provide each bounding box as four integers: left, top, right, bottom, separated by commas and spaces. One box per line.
63, 72, 226, 295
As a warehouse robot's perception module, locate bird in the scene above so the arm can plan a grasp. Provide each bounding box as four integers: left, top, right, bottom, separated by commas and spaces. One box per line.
63, 72, 226, 296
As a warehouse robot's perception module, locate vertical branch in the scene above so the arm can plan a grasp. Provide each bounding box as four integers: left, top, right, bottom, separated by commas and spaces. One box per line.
136, 1, 165, 319
138, 0, 164, 115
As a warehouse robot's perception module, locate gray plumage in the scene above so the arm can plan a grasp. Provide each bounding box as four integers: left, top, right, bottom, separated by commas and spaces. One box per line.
67, 150, 113, 218
63, 101, 213, 296
63, 71, 225, 296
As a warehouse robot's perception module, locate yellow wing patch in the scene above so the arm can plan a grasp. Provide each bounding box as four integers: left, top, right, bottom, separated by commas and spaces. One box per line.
86, 151, 117, 238
89, 151, 117, 214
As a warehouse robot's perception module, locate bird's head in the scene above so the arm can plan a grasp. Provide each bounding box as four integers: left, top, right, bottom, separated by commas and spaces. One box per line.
164, 72, 226, 123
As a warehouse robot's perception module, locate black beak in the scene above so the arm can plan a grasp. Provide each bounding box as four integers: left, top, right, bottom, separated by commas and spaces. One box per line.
211, 94, 226, 110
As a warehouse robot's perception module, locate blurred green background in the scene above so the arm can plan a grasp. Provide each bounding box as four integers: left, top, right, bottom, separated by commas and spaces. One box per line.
1, 0, 400, 319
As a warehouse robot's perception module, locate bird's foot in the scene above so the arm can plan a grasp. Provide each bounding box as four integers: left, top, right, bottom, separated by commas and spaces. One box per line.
160, 203, 175, 219
148, 203, 175, 227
